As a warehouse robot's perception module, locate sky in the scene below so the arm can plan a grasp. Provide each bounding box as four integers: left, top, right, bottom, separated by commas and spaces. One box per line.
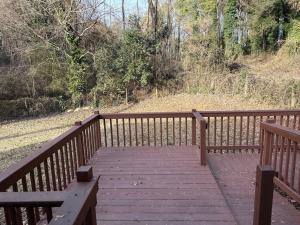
104, 0, 148, 22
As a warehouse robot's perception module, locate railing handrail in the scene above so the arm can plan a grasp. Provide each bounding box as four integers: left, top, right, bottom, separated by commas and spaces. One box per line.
0, 192, 65, 207
0, 114, 100, 191
261, 122, 300, 143
199, 109, 300, 117
100, 111, 193, 119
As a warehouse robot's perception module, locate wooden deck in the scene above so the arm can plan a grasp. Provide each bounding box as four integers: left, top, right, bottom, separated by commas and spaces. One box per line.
90, 146, 237, 225
208, 153, 300, 225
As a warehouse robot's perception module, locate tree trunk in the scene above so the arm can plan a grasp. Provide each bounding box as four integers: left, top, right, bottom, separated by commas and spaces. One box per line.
122, 0, 125, 30
217, 0, 224, 49
125, 88, 128, 104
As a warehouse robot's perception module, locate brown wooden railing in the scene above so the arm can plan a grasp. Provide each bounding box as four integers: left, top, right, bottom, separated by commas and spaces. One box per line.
1, 109, 300, 224
0, 113, 100, 224
0, 166, 98, 225
98, 111, 194, 147
260, 121, 300, 203
97, 110, 300, 152
201, 110, 300, 152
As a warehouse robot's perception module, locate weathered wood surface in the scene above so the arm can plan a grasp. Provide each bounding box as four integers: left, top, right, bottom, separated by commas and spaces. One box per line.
208, 153, 300, 225
90, 146, 237, 225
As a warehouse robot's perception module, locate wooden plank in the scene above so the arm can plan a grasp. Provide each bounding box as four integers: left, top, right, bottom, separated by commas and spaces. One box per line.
90, 146, 237, 225
0, 192, 66, 207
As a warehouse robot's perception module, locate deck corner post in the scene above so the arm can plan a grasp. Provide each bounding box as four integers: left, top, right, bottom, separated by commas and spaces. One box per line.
75, 121, 85, 166
192, 109, 197, 145
253, 165, 275, 225
76, 166, 93, 182
76, 166, 98, 225
200, 119, 207, 166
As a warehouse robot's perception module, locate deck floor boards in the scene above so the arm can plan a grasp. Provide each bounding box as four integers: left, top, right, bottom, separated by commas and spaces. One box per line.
90, 146, 237, 225
208, 153, 300, 225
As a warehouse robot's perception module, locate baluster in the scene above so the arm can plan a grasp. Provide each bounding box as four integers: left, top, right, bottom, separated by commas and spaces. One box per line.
166, 118, 169, 145
252, 116, 257, 152
233, 116, 237, 147
12, 183, 23, 224
116, 119, 120, 147
192, 109, 196, 145
98, 119, 102, 148
64, 145, 71, 184
160, 118, 163, 146
141, 118, 144, 146
226, 116, 230, 152
68, 141, 75, 179
246, 116, 250, 150
129, 119, 132, 146
273, 134, 279, 170
103, 119, 107, 147
60, 148, 67, 189
284, 139, 291, 184
290, 141, 297, 189
185, 117, 188, 145
278, 136, 285, 180
173, 117, 175, 145
72, 138, 78, 172
110, 119, 113, 147
207, 117, 210, 147
135, 118, 138, 146
179, 117, 182, 145
154, 118, 157, 146
22, 176, 36, 225
54, 151, 62, 191
29, 170, 40, 222
147, 118, 150, 146
49, 154, 57, 191
122, 118, 126, 146
220, 116, 223, 151
214, 117, 217, 152
239, 116, 243, 152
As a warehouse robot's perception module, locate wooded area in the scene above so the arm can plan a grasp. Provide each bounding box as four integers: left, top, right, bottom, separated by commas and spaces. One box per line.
0, 0, 300, 118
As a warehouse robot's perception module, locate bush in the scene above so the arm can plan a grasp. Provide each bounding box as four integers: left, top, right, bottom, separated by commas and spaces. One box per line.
0, 97, 65, 120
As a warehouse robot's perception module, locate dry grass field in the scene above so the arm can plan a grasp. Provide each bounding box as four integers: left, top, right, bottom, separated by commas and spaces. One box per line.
0, 93, 276, 171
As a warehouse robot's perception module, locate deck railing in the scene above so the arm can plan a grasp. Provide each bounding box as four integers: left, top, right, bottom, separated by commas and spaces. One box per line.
1, 109, 300, 224
0, 114, 100, 224
98, 111, 195, 147
201, 110, 300, 152
0, 166, 99, 225
98, 110, 300, 152
260, 121, 300, 203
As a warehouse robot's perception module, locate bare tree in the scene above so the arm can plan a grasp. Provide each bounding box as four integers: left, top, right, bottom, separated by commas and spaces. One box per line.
122, 0, 126, 30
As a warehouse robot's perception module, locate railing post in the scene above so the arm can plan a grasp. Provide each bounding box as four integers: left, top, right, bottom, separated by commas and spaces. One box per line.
94, 111, 101, 149
253, 165, 275, 225
76, 166, 97, 225
192, 109, 196, 145
76, 166, 93, 182
200, 119, 207, 166
262, 120, 275, 165
75, 121, 85, 166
